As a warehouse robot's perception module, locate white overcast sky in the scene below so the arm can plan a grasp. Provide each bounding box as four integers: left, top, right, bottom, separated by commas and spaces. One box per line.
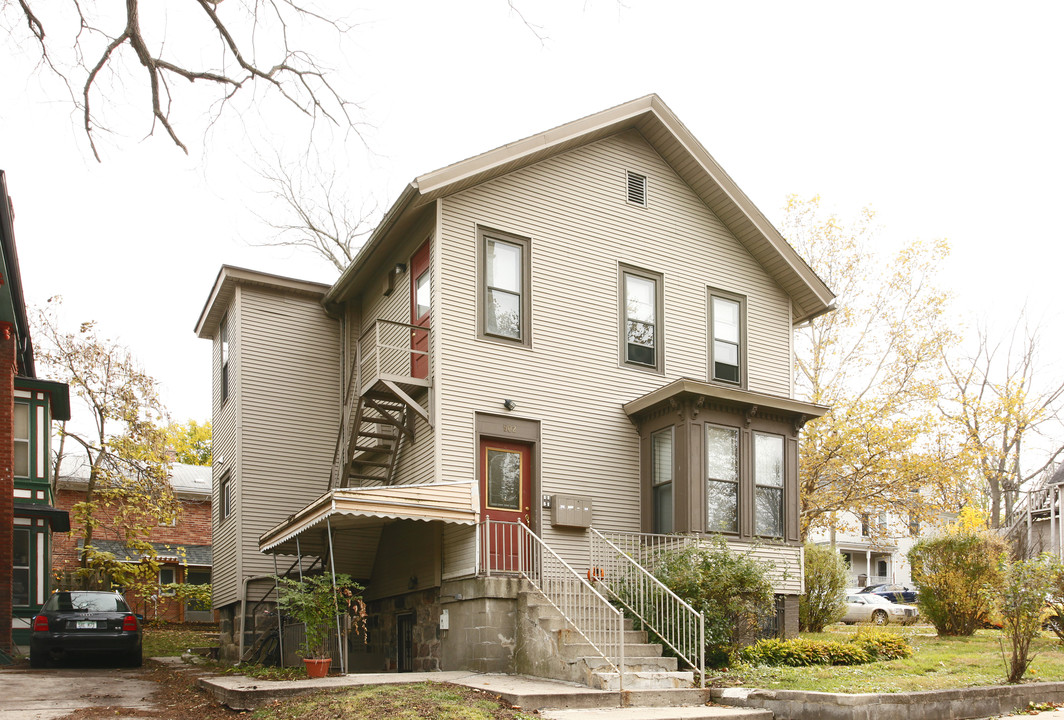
0, 0, 1061, 430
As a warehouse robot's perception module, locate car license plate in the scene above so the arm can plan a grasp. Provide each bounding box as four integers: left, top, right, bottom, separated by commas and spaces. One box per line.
76, 620, 96, 629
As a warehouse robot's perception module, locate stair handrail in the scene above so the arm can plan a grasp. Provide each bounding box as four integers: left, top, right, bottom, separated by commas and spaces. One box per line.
481, 519, 625, 691
357, 318, 430, 392
589, 528, 704, 687
329, 336, 363, 490
1004, 482, 1053, 537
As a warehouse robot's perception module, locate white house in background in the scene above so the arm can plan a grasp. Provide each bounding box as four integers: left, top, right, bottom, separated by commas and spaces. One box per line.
195, 95, 835, 687
810, 511, 918, 588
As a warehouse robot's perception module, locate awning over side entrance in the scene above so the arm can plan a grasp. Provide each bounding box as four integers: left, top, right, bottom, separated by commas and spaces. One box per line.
258, 481, 477, 557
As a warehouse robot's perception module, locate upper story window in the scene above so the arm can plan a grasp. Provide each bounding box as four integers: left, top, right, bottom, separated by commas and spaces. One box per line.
754, 432, 784, 537
651, 428, 673, 534
710, 292, 745, 385
13, 401, 30, 477
219, 474, 232, 523
706, 425, 739, 533
479, 227, 531, 346
621, 266, 663, 372
219, 315, 230, 404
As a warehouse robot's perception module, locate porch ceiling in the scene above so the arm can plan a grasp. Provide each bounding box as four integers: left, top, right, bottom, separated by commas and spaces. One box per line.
258, 481, 477, 557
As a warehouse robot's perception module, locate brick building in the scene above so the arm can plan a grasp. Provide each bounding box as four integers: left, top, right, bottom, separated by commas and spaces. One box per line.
53, 456, 214, 623
1, 170, 71, 654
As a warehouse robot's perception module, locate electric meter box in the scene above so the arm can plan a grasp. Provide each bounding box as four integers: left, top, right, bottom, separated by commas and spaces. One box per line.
550, 494, 593, 528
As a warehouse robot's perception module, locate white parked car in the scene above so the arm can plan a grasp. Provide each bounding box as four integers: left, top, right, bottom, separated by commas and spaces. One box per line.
841, 593, 919, 625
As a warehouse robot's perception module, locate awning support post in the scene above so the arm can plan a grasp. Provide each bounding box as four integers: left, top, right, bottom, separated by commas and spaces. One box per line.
296, 536, 304, 582
273, 554, 284, 667
326, 517, 345, 675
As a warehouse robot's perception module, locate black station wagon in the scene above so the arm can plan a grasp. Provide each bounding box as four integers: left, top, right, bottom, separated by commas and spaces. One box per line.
30, 590, 142, 668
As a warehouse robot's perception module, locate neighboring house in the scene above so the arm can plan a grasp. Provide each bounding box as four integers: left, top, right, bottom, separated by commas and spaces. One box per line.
1005, 464, 1064, 559
52, 455, 214, 623
809, 512, 918, 588
0, 170, 72, 654
195, 95, 835, 682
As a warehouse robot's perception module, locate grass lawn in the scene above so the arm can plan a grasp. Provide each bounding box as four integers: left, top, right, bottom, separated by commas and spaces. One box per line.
248, 682, 536, 720
142, 623, 219, 658
712, 624, 1064, 694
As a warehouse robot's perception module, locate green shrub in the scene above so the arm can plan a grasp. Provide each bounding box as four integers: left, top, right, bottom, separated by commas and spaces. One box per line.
993, 555, 1055, 683
852, 627, 914, 661
735, 629, 912, 667
909, 529, 1005, 636
654, 538, 774, 664
799, 543, 848, 632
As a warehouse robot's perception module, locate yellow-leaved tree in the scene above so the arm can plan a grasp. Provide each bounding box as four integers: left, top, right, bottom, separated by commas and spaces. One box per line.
784, 196, 964, 540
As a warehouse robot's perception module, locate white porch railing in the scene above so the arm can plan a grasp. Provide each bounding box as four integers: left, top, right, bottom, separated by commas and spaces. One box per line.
590, 529, 704, 686
480, 519, 625, 690
358, 319, 430, 393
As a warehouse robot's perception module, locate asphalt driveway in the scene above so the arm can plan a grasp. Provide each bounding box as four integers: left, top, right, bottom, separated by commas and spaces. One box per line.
0, 665, 161, 720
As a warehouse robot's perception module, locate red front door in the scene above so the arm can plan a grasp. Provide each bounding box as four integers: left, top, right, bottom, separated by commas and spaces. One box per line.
410, 240, 430, 379
480, 439, 532, 572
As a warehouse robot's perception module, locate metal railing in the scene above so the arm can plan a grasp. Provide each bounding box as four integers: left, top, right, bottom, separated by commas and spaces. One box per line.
1005, 484, 1054, 536
358, 319, 430, 391
480, 519, 625, 689
590, 529, 704, 686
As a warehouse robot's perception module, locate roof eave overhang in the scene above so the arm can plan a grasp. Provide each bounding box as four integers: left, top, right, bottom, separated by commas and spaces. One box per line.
15, 376, 71, 421
623, 378, 829, 422
321, 94, 835, 319
195, 265, 332, 338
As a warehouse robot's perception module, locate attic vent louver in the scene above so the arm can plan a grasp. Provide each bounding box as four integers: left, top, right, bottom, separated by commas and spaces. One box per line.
626, 171, 647, 206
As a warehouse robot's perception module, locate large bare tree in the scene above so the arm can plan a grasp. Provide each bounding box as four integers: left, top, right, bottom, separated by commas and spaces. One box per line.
3, 0, 360, 160
941, 316, 1064, 529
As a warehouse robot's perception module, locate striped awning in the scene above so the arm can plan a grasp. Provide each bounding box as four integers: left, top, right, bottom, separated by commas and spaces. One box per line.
259, 481, 477, 556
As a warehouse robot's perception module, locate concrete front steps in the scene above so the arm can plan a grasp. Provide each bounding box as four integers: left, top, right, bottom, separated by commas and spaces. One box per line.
519, 586, 696, 691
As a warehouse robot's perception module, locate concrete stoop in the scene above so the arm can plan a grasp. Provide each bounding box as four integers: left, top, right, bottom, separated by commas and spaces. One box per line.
518, 588, 696, 691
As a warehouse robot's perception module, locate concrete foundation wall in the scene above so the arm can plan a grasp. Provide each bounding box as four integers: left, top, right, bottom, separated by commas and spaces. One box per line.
439, 577, 519, 673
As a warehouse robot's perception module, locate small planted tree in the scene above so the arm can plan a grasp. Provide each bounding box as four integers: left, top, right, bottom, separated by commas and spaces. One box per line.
274, 573, 367, 676
992, 555, 1054, 683
800, 543, 848, 632
909, 528, 1006, 636
655, 539, 774, 665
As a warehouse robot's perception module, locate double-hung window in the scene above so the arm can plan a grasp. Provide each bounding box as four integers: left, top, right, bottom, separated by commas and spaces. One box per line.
651, 428, 673, 533
705, 425, 739, 533
480, 228, 531, 345
754, 433, 784, 536
159, 567, 176, 596
710, 293, 744, 385
13, 401, 30, 477
219, 474, 232, 522
219, 315, 230, 404
13, 527, 30, 607
621, 266, 663, 371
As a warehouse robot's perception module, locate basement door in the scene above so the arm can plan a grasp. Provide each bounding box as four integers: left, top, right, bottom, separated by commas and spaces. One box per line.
410, 240, 430, 379
480, 439, 532, 573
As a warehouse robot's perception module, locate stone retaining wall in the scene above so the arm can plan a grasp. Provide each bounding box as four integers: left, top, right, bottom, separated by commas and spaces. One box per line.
714, 682, 1064, 720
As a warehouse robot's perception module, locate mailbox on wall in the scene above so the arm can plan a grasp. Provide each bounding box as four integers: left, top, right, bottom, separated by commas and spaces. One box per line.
550, 494, 593, 528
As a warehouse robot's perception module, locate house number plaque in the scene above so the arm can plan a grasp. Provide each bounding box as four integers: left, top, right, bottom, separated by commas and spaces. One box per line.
503, 424, 517, 433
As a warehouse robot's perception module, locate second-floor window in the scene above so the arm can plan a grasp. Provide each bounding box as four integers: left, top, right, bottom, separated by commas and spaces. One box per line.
480, 228, 531, 345
621, 266, 663, 371
220, 315, 230, 404
14, 401, 30, 477
754, 432, 784, 537
706, 425, 739, 533
710, 293, 744, 385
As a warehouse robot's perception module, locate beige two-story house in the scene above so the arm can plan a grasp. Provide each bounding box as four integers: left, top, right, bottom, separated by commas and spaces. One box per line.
195, 95, 833, 686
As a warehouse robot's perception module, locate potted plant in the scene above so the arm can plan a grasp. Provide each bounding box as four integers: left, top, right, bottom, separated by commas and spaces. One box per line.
274, 572, 366, 678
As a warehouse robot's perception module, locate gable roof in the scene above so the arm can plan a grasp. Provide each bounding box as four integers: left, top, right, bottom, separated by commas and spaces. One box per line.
324, 94, 835, 324
194, 265, 332, 338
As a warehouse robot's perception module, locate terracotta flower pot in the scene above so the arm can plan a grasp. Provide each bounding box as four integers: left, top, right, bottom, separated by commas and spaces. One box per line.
303, 657, 331, 678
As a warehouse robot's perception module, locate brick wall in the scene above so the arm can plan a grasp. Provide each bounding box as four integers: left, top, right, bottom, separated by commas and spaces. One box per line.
53, 486, 214, 623
0, 327, 17, 653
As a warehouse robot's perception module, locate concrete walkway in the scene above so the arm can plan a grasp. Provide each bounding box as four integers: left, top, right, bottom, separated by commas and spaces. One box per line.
193, 662, 767, 718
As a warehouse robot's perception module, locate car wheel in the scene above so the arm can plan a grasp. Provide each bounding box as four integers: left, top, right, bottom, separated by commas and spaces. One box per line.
29, 651, 46, 669
125, 649, 143, 668
872, 610, 888, 625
